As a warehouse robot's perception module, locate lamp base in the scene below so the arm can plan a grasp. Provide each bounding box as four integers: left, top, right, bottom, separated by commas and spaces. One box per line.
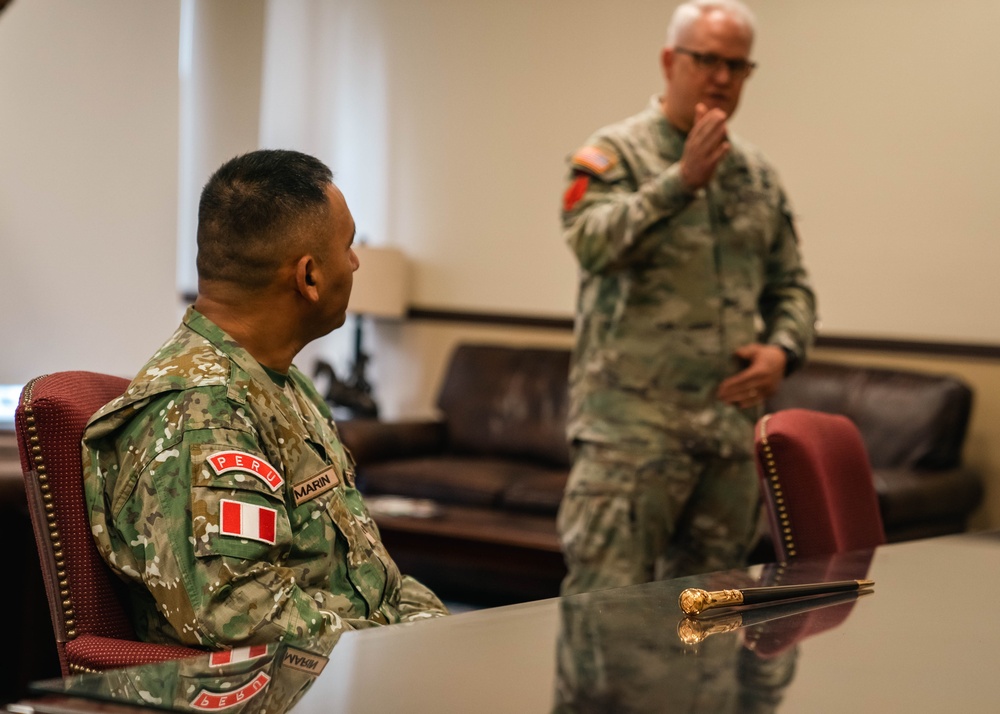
313, 360, 379, 420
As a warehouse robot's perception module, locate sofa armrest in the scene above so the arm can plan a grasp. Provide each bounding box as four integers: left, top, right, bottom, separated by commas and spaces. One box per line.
338, 418, 448, 466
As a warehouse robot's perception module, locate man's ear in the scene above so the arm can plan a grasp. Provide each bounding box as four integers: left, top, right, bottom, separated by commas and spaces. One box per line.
661, 46, 675, 81
295, 255, 320, 302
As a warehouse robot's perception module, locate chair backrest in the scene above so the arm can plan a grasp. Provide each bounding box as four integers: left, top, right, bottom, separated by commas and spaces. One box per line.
17, 371, 199, 674
754, 408, 886, 561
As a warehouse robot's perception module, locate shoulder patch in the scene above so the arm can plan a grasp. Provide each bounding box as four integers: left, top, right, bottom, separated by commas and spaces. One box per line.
219, 499, 277, 545
190, 672, 270, 710
570, 145, 617, 176
209, 644, 270, 668
563, 174, 590, 212
208, 450, 284, 492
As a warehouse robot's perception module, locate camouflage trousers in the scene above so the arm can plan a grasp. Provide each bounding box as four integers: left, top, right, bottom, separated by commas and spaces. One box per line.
557, 441, 760, 596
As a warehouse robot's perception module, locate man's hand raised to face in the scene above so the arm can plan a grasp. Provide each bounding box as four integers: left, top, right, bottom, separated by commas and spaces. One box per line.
679, 102, 730, 192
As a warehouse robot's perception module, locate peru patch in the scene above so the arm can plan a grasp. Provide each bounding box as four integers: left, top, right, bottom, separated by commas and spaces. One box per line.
220, 499, 277, 545
207, 450, 284, 492
190, 672, 270, 710
209, 644, 270, 668
292, 467, 339, 506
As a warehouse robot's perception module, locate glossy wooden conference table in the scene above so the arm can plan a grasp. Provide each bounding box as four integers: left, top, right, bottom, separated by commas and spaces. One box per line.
13, 531, 1000, 713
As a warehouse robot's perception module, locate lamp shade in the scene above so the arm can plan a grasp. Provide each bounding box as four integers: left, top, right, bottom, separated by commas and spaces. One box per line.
348, 245, 409, 318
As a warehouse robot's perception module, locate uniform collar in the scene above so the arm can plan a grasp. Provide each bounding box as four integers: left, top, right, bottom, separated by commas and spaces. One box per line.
647, 95, 686, 160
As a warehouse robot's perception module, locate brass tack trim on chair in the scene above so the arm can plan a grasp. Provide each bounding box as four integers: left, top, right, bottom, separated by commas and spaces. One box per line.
22, 375, 79, 638
758, 414, 798, 559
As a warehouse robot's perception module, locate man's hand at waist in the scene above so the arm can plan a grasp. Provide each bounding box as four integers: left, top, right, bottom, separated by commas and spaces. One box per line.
716, 344, 787, 409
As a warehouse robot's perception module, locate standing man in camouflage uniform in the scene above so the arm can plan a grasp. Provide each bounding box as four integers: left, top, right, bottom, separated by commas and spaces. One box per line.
84, 150, 447, 656
559, 0, 816, 595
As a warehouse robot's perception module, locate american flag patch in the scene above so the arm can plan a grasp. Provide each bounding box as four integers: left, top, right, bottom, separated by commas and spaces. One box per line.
220, 499, 277, 545
209, 644, 270, 668
571, 146, 616, 175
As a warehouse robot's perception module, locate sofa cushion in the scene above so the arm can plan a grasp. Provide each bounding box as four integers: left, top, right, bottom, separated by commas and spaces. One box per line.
502, 469, 569, 516
500, 470, 568, 514
874, 466, 983, 529
357, 456, 567, 510
436, 344, 571, 467
768, 362, 972, 470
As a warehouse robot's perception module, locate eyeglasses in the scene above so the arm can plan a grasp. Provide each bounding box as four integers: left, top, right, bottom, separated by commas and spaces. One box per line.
674, 48, 756, 78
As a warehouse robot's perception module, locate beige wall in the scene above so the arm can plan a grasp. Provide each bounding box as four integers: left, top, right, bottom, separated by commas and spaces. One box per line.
259, 0, 1000, 346
0, 0, 181, 383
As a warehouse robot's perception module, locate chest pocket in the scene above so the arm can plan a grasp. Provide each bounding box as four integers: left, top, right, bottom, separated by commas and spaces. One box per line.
289, 452, 401, 617
189, 443, 291, 562
712, 159, 779, 260
327, 486, 400, 614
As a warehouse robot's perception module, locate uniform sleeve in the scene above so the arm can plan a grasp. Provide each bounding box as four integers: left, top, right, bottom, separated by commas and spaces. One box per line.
112, 425, 373, 655
759, 191, 817, 368
395, 575, 450, 621
562, 143, 695, 275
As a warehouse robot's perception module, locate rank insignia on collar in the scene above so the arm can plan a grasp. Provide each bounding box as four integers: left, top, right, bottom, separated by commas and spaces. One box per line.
220, 499, 277, 545
208, 450, 284, 492
190, 672, 271, 710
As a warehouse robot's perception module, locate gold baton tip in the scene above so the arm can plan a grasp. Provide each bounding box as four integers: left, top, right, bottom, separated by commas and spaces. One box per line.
679, 588, 711, 615
678, 587, 745, 615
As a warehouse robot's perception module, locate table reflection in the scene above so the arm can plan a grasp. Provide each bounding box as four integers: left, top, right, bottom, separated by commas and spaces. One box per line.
28, 643, 326, 713
553, 553, 873, 713
26, 550, 877, 714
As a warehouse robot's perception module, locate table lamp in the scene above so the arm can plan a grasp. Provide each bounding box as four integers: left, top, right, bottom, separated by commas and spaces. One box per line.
326, 245, 409, 418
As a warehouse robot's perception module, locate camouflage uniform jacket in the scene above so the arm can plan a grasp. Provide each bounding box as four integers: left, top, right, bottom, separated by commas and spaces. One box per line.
83, 307, 446, 654
563, 97, 816, 457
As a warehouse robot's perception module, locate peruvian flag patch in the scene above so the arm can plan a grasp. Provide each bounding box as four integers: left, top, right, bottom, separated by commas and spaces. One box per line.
207, 450, 284, 492
209, 644, 270, 668
220, 499, 277, 545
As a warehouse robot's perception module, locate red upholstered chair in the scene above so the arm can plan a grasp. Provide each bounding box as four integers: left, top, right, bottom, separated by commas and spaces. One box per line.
16, 371, 201, 675
754, 408, 886, 561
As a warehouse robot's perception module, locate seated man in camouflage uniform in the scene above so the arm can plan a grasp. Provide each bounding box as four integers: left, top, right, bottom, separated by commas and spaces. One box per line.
83, 150, 447, 655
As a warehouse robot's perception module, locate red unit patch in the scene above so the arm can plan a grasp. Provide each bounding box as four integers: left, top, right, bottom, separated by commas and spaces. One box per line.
207, 450, 284, 492
563, 174, 590, 212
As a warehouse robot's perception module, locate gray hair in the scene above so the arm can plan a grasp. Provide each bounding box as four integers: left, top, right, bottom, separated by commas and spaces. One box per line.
665, 0, 756, 48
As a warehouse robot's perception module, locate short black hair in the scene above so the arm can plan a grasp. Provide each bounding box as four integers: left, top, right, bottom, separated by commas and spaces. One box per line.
196, 149, 333, 288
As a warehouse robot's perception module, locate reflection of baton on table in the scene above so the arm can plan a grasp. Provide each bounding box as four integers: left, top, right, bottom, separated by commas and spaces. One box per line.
679, 579, 875, 615
677, 589, 874, 645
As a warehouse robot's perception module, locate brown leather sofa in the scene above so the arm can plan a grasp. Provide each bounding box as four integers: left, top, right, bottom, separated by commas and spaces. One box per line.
340, 343, 983, 604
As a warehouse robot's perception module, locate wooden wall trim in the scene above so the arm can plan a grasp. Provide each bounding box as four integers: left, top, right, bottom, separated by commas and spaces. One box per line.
406, 306, 1000, 360
179, 297, 1000, 359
